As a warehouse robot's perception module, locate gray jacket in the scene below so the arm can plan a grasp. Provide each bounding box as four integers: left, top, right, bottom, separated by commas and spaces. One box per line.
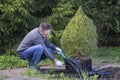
16, 28, 56, 61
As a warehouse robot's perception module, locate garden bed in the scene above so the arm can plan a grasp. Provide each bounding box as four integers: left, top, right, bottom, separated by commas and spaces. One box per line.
40, 66, 120, 80
0, 63, 120, 80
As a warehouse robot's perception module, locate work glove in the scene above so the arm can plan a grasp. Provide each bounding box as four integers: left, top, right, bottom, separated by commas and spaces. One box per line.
56, 47, 62, 54
54, 59, 63, 67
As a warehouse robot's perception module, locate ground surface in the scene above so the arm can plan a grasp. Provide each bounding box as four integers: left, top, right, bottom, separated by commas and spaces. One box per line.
0, 62, 120, 80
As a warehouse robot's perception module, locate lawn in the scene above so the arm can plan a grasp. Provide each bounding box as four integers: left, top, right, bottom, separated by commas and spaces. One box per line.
92, 47, 120, 64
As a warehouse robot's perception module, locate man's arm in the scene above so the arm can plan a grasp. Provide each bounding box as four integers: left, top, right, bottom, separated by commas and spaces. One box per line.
42, 44, 56, 61
32, 36, 56, 61
32, 36, 63, 67
44, 39, 56, 50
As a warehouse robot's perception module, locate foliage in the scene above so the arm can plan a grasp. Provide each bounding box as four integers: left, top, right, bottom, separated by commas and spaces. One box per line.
0, 0, 119, 55
0, 54, 27, 69
0, 75, 9, 80
0, 0, 59, 53
31, 0, 59, 17
25, 68, 40, 77
41, 0, 81, 46
82, 72, 98, 80
61, 6, 97, 56
79, 0, 120, 46
24, 68, 98, 80
92, 47, 120, 64
41, 0, 75, 46
0, 0, 36, 53
50, 0, 80, 30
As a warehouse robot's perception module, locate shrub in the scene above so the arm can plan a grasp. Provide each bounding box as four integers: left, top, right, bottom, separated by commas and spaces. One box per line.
61, 6, 97, 57
0, 54, 27, 69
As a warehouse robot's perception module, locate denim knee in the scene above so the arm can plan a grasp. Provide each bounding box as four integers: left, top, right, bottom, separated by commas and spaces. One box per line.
33, 45, 44, 58
18, 45, 44, 60
18, 51, 26, 60
35, 45, 44, 51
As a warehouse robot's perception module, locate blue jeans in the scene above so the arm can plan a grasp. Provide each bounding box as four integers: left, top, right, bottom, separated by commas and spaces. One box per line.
18, 45, 53, 68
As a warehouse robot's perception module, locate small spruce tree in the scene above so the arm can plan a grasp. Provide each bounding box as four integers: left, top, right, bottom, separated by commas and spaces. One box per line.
61, 6, 97, 57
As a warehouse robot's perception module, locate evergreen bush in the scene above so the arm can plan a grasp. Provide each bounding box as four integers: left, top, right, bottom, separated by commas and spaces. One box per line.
61, 6, 97, 57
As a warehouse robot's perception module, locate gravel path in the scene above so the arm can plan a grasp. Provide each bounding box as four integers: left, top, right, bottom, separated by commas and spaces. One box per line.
94, 62, 120, 68
0, 68, 46, 80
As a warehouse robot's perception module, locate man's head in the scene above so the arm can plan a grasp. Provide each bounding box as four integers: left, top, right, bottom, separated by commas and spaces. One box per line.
39, 22, 51, 38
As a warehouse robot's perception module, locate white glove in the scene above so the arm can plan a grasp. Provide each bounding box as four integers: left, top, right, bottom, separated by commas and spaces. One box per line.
56, 47, 62, 54
54, 59, 63, 67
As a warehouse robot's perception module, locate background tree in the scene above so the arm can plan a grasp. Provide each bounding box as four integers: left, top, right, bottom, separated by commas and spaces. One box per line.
0, 0, 36, 54
42, 0, 80, 46
0, 0, 119, 54
79, 0, 120, 46
0, 0, 58, 54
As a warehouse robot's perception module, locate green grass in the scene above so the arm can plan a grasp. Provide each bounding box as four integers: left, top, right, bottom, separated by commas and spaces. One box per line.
0, 75, 9, 80
0, 54, 27, 69
92, 47, 120, 64
24, 68, 98, 80
38, 58, 53, 67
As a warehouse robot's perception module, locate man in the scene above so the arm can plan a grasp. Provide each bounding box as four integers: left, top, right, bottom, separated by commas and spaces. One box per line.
16, 22, 63, 69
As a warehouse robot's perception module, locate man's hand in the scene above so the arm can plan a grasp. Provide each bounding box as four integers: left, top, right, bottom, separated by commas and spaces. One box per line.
56, 47, 62, 54
54, 59, 63, 67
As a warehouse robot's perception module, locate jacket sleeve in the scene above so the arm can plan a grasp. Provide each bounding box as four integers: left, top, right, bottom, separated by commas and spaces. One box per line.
44, 39, 56, 50
31, 36, 56, 61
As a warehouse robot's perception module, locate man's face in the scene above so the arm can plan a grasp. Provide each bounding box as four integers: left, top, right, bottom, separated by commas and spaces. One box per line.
40, 29, 50, 38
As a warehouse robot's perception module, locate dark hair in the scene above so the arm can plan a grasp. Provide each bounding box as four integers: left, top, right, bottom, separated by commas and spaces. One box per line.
39, 22, 50, 31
